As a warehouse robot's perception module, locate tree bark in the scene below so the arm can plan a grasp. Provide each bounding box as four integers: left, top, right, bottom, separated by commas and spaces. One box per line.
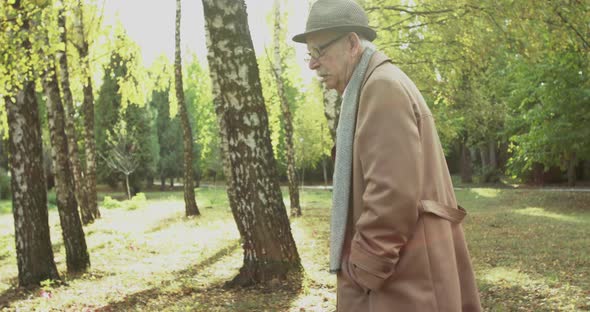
578, 160, 586, 181
4, 2, 61, 287
146, 175, 154, 189
75, 0, 100, 220
479, 144, 488, 168
175, 0, 200, 217
42, 58, 91, 274
489, 140, 498, 170
6, 90, 61, 287
321, 125, 328, 187
272, 0, 300, 217
532, 162, 545, 186
460, 140, 473, 183
202, 0, 301, 286
215, 99, 238, 208
125, 174, 131, 200
567, 152, 577, 187
57, 7, 92, 225
322, 157, 328, 187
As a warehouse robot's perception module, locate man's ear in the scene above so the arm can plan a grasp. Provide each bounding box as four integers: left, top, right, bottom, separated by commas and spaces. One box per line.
349, 32, 363, 57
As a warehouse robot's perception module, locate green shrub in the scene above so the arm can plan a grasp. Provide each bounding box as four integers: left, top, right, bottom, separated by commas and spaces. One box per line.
126, 193, 147, 210
101, 196, 121, 209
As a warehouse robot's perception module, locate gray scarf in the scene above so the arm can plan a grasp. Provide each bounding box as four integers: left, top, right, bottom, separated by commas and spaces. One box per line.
330, 47, 375, 273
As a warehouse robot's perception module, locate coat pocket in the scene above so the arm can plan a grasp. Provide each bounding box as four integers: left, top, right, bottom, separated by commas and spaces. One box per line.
419, 200, 466, 224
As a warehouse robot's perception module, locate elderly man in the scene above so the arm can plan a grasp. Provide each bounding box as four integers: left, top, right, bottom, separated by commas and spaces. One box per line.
292, 0, 482, 311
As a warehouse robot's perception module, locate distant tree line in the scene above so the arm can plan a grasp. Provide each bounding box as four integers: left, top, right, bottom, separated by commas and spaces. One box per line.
364, 0, 589, 186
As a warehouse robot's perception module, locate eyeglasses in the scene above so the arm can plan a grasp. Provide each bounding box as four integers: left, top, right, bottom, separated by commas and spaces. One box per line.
304, 33, 348, 63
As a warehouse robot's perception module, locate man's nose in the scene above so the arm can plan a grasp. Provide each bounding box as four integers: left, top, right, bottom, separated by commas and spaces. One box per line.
308, 58, 319, 70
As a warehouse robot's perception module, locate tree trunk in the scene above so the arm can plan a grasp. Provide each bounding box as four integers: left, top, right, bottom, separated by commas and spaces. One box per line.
567, 152, 577, 187
175, 0, 200, 217
4, 3, 61, 287
479, 144, 488, 169
42, 59, 90, 274
75, 0, 100, 220
6, 90, 61, 288
146, 175, 154, 189
125, 174, 131, 200
215, 101, 238, 207
322, 84, 342, 143
301, 165, 305, 188
57, 8, 92, 225
578, 160, 586, 181
469, 147, 477, 168
272, 0, 300, 217
489, 140, 498, 170
532, 162, 545, 186
321, 124, 328, 187
160, 176, 166, 191
460, 141, 473, 183
322, 157, 328, 187
170, 177, 174, 188
202, 0, 301, 286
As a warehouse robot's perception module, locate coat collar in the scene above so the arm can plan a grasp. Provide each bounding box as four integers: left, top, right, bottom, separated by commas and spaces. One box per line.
361, 51, 391, 88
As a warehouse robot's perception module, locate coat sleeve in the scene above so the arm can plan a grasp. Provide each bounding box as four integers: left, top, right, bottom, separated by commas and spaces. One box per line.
348, 75, 422, 292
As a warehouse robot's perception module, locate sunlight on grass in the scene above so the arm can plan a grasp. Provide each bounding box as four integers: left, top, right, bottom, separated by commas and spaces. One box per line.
470, 188, 501, 198
287, 190, 337, 311
482, 267, 534, 285
514, 207, 586, 223
0, 201, 11, 215
480, 267, 586, 311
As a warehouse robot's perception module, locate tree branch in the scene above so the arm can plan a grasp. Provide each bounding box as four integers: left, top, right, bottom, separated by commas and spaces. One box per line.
554, 9, 589, 50
365, 5, 455, 16
380, 16, 452, 32
393, 57, 463, 66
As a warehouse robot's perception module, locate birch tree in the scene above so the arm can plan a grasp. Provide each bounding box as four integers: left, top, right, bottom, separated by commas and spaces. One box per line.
40, 41, 90, 273
56, 5, 92, 225
175, 0, 200, 216
201, 0, 301, 286
73, 0, 100, 220
271, 0, 300, 217
1, 0, 60, 287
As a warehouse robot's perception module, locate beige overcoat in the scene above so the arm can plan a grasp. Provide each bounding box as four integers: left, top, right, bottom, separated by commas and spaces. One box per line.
336, 51, 482, 311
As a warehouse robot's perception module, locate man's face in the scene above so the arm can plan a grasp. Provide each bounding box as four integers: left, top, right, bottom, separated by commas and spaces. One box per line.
306, 31, 354, 94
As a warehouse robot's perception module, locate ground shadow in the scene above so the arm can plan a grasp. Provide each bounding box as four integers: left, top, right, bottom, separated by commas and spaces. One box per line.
192, 277, 303, 311
93, 287, 164, 312
177, 240, 242, 276
0, 277, 25, 309
146, 213, 184, 234
94, 240, 304, 311
96, 279, 303, 312
94, 240, 242, 311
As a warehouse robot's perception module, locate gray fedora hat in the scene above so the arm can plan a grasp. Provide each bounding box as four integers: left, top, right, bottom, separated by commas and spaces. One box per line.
292, 0, 376, 43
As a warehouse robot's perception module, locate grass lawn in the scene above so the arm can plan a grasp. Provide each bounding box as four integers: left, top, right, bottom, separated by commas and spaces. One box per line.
0, 187, 588, 311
